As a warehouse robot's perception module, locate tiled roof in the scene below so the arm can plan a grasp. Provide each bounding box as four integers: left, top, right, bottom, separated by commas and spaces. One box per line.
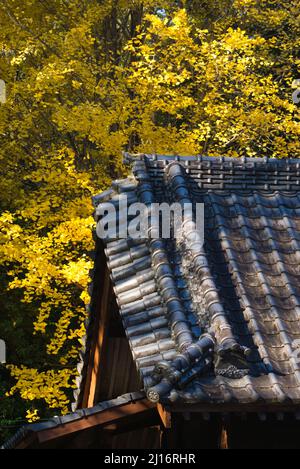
92, 154, 300, 407
1, 392, 146, 449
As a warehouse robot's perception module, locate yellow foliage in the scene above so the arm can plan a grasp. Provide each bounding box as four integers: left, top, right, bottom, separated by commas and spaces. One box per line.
7, 366, 73, 415
0, 0, 298, 420
26, 409, 40, 423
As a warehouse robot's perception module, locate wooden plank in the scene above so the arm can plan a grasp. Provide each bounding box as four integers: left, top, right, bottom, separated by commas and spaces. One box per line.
81, 239, 112, 409
86, 268, 111, 408
157, 403, 172, 429
37, 398, 156, 444
220, 426, 229, 449
80, 241, 107, 408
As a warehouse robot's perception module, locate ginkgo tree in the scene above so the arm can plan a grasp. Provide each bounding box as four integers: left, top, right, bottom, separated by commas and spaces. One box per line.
0, 0, 299, 431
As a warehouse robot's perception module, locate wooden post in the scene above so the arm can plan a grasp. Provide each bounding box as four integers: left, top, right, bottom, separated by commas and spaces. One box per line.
220, 425, 229, 449
157, 403, 172, 429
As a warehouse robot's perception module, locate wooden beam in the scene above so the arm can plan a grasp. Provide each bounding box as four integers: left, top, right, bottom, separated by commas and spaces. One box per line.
157, 403, 172, 429
81, 240, 112, 409
37, 398, 156, 444
87, 268, 111, 408
81, 241, 108, 408
220, 426, 229, 449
